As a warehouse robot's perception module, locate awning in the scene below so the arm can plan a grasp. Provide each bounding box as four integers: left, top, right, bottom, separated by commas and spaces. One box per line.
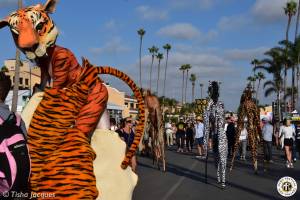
107, 103, 124, 111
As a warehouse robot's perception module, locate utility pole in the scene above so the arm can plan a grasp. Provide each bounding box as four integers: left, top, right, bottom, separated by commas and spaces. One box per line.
11, 0, 22, 112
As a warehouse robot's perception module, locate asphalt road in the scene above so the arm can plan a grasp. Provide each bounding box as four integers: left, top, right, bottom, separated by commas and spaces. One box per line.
133, 146, 300, 200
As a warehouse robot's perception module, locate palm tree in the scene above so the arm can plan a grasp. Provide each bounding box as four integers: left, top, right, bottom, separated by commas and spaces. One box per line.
251, 59, 260, 93
148, 45, 159, 92
255, 72, 266, 105
254, 47, 284, 121
184, 64, 192, 103
137, 28, 146, 88
284, 87, 298, 111
162, 44, 171, 102
156, 53, 163, 95
295, 0, 300, 39
295, 36, 300, 104
1, 65, 8, 73
189, 73, 196, 102
11, 0, 23, 112
179, 65, 186, 105
295, 0, 300, 104
284, 1, 297, 109
247, 76, 256, 91
200, 83, 204, 99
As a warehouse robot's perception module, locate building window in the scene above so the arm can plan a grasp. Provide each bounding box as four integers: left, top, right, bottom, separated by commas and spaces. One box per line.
25, 79, 29, 85
19, 78, 23, 85
130, 103, 134, 109
125, 102, 128, 106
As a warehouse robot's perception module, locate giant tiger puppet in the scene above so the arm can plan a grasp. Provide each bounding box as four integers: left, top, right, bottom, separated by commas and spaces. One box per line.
203, 81, 228, 188
230, 86, 262, 173
0, 0, 145, 199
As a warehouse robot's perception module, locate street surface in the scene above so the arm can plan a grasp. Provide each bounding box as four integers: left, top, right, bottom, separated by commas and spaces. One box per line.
133, 146, 300, 200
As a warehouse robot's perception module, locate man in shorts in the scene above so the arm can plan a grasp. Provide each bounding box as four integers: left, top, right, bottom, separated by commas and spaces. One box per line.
195, 116, 205, 158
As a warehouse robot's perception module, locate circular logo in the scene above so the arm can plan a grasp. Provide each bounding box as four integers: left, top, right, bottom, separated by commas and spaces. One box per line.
277, 176, 297, 197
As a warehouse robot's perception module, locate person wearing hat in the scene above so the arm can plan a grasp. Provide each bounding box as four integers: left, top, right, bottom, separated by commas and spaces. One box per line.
195, 116, 205, 158
262, 117, 273, 164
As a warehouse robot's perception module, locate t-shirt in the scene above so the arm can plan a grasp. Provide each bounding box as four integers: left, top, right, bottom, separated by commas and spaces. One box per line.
177, 122, 185, 131
116, 129, 135, 148
186, 127, 194, 137
262, 123, 273, 142
279, 126, 295, 140
239, 128, 248, 141
176, 122, 186, 134
195, 122, 204, 138
165, 122, 173, 134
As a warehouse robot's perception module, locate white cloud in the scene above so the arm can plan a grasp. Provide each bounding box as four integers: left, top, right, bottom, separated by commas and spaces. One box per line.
104, 19, 118, 31
157, 23, 201, 40
168, 0, 216, 10
251, 0, 286, 23
224, 47, 269, 61
218, 15, 250, 30
89, 37, 131, 55
136, 5, 168, 21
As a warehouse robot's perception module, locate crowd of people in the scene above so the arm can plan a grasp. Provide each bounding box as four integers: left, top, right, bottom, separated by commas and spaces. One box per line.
162, 114, 300, 169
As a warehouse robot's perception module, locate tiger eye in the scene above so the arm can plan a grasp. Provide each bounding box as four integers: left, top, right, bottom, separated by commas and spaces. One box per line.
36, 22, 44, 30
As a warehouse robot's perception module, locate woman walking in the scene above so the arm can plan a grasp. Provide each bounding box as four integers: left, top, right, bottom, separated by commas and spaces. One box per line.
279, 118, 296, 168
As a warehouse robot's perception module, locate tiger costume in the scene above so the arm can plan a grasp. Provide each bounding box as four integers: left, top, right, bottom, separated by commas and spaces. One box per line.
0, 0, 145, 199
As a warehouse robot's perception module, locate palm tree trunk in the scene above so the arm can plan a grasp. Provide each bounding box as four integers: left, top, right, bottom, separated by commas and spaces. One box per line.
182, 71, 185, 105
139, 37, 143, 88
296, 0, 300, 106
284, 16, 292, 112
162, 50, 169, 115
11, 0, 23, 112
11, 51, 21, 112
200, 86, 203, 99
252, 80, 256, 95
292, 66, 295, 110
163, 51, 169, 99
156, 60, 161, 95
278, 89, 282, 123
256, 79, 261, 105
295, 0, 300, 40
185, 70, 189, 103
297, 63, 300, 104
192, 83, 195, 102
149, 55, 154, 93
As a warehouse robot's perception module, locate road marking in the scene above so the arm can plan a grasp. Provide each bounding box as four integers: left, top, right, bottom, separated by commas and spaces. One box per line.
162, 160, 199, 200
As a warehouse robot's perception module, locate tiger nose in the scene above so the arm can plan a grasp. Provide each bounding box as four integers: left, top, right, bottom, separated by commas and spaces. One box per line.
17, 20, 39, 49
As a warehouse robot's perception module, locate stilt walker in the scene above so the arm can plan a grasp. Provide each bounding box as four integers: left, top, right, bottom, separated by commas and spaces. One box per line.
230, 85, 262, 173
203, 81, 228, 188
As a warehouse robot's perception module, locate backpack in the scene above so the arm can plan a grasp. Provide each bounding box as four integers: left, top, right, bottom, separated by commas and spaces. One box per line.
0, 113, 30, 195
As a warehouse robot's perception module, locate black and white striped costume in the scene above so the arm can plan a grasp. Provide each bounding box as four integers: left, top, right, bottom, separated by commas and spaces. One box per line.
203, 83, 228, 187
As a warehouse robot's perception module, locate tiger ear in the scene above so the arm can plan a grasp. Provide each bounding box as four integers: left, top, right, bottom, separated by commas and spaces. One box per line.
43, 0, 58, 13
0, 18, 8, 29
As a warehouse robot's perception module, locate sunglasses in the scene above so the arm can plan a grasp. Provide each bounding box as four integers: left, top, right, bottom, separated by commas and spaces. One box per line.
126, 120, 132, 123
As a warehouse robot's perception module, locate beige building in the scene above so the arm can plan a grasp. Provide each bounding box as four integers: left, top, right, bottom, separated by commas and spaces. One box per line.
124, 95, 138, 119
4, 59, 41, 92
104, 84, 139, 121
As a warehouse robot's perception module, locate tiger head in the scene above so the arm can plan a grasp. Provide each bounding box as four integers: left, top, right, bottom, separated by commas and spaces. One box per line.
0, 0, 59, 60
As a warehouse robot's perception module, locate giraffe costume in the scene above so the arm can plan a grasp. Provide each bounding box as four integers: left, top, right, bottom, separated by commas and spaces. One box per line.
230, 86, 262, 173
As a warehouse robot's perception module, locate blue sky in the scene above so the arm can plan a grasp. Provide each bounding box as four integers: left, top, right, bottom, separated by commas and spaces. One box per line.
0, 0, 296, 111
